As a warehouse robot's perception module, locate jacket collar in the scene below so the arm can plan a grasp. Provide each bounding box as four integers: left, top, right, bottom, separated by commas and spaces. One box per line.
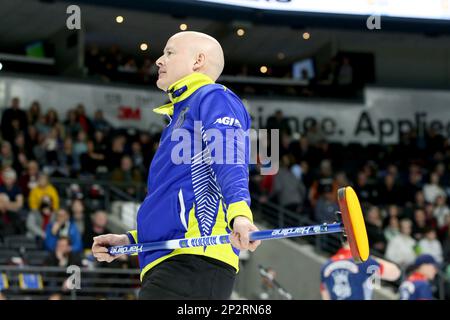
153, 72, 214, 116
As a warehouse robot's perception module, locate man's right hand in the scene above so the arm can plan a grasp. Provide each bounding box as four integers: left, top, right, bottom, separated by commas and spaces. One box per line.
92, 234, 130, 263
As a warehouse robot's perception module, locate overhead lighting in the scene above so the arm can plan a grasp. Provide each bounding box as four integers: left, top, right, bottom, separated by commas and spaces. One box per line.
0, 62, 2, 71
236, 28, 245, 37
260, 66, 268, 74
116, 16, 124, 24
303, 32, 311, 40
277, 52, 285, 60
140, 43, 148, 51
180, 23, 188, 31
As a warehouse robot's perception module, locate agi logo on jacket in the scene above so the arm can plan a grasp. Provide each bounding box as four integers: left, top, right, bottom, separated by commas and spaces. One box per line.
213, 117, 242, 128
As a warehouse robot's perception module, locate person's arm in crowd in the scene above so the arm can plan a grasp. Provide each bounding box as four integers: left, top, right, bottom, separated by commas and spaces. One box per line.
70, 224, 83, 253
44, 223, 58, 251
6, 193, 23, 212
26, 212, 46, 239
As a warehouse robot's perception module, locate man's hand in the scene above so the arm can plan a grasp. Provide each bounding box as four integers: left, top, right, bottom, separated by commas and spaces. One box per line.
92, 234, 130, 263
230, 216, 261, 252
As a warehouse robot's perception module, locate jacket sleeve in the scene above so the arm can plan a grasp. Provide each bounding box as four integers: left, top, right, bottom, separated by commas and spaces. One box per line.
44, 223, 58, 251
198, 88, 253, 230
70, 224, 83, 253
126, 230, 138, 244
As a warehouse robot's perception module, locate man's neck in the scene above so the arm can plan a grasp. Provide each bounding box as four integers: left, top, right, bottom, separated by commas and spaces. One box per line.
153, 73, 215, 116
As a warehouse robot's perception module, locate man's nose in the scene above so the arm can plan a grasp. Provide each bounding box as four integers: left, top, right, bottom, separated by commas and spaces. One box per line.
156, 56, 164, 67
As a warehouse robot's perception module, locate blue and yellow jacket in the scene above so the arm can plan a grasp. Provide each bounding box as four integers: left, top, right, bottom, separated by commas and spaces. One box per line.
127, 73, 253, 280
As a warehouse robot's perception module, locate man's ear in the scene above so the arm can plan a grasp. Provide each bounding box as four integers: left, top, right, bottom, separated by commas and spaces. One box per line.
193, 53, 206, 71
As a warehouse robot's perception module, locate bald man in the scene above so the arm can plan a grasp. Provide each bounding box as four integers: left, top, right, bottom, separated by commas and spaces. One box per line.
92, 31, 261, 299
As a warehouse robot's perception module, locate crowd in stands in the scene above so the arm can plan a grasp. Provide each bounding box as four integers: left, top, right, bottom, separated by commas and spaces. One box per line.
0, 97, 144, 299
84, 45, 361, 99
1, 96, 450, 299
249, 110, 450, 298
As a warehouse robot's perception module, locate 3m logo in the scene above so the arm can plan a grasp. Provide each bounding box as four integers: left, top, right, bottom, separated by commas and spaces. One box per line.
118, 106, 141, 120
213, 117, 241, 128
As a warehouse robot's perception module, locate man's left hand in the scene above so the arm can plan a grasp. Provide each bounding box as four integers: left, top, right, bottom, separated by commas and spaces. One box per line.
230, 216, 261, 252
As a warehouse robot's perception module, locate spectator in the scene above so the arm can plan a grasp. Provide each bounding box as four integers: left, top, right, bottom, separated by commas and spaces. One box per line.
64, 110, 82, 139
0, 193, 23, 236
308, 160, 337, 207
29, 173, 60, 211
365, 206, 387, 254
384, 216, 400, 243
382, 204, 401, 228
18, 160, 40, 199
399, 254, 438, 300
0, 168, 24, 212
72, 130, 88, 171
130, 141, 145, 173
414, 190, 426, 210
442, 224, 450, 263
80, 140, 105, 175
70, 199, 88, 238
44, 208, 82, 253
75, 104, 92, 134
423, 172, 445, 204
377, 174, 402, 206
424, 203, 438, 231
412, 208, 428, 241
337, 56, 353, 86
305, 122, 325, 147
289, 136, 314, 165
0, 141, 14, 169
110, 155, 143, 196
385, 218, 417, 268
27, 100, 42, 125
108, 135, 127, 170
26, 200, 53, 241
83, 210, 111, 249
0, 97, 28, 143
92, 110, 111, 133
58, 137, 75, 175
43, 127, 61, 168
433, 194, 450, 229
353, 171, 377, 206
418, 228, 443, 263
271, 155, 306, 213
44, 236, 82, 267
265, 110, 292, 137
314, 184, 339, 223
404, 167, 423, 205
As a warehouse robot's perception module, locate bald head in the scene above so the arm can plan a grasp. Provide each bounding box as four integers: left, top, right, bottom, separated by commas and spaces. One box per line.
156, 31, 224, 90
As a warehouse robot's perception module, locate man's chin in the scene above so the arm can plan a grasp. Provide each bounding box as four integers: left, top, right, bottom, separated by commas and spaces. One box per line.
156, 79, 168, 91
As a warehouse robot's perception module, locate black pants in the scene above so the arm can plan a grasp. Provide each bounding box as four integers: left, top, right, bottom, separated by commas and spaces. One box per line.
139, 254, 236, 300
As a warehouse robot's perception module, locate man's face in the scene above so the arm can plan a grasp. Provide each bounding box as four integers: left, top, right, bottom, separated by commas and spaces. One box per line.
155, 36, 195, 91
421, 264, 438, 280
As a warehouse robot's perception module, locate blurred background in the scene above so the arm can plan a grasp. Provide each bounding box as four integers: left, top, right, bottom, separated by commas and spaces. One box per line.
0, 0, 450, 300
